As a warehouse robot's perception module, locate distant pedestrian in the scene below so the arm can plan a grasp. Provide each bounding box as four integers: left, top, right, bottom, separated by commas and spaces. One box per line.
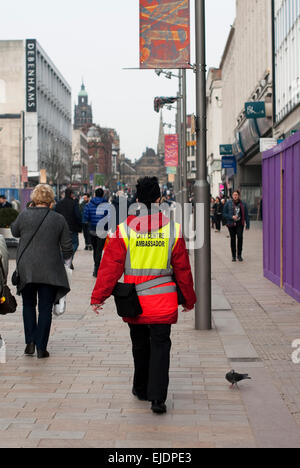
210, 197, 215, 228
11, 198, 21, 212
55, 188, 82, 262
213, 197, 223, 232
83, 188, 110, 278
0, 195, 12, 209
112, 191, 130, 228
223, 191, 250, 262
11, 184, 73, 359
80, 194, 92, 251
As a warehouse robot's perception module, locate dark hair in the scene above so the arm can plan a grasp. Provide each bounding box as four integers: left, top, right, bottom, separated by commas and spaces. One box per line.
95, 188, 104, 198
65, 188, 73, 198
233, 190, 240, 196
0, 195, 6, 199
136, 177, 161, 209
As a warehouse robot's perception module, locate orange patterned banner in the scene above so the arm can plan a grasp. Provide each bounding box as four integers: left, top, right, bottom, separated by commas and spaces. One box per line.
140, 0, 190, 69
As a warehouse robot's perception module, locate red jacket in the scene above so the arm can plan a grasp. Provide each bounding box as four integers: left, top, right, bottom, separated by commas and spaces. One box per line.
91, 213, 197, 325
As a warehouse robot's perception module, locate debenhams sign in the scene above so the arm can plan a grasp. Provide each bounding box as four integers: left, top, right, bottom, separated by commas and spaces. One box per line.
26, 39, 37, 112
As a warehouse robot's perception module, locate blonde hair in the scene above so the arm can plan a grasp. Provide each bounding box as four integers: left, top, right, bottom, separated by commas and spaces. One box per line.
31, 184, 55, 207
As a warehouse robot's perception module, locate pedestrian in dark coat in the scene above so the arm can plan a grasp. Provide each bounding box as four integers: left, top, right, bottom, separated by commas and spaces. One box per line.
55, 188, 82, 258
213, 197, 223, 232
11, 184, 73, 359
83, 188, 110, 277
0, 195, 12, 209
223, 191, 250, 262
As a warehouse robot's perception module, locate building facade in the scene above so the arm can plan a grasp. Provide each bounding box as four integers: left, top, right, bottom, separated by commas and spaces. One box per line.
87, 126, 113, 188
220, 0, 273, 216
206, 68, 223, 198
273, 0, 300, 138
72, 129, 89, 191
0, 39, 72, 188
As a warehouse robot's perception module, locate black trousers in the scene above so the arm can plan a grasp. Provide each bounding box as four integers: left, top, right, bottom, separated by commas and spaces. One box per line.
215, 215, 222, 231
128, 324, 172, 403
90, 234, 106, 274
228, 224, 244, 258
82, 223, 91, 247
21, 283, 57, 351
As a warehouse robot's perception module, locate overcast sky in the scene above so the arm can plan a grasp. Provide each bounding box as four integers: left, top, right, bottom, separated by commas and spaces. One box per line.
0, 0, 236, 161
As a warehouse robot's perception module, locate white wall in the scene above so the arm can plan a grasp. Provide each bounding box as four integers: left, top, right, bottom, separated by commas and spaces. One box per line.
274, 0, 300, 124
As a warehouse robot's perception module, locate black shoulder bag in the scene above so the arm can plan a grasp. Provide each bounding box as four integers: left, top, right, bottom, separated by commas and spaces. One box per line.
112, 283, 143, 318
11, 209, 50, 287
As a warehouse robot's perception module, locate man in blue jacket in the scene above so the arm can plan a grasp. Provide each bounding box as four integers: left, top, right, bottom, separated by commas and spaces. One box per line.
223, 191, 250, 262
83, 188, 110, 277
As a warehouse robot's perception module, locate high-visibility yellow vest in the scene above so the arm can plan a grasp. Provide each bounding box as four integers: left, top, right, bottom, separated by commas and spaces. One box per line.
119, 221, 181, 278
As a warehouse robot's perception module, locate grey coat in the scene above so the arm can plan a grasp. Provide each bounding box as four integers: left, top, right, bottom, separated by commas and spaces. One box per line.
11, 208, 73, 302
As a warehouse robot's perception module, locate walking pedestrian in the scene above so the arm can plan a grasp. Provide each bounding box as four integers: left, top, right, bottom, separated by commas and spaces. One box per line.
80, 193, 92, 251
223, 190, 250, 262
83, 188, 110, 278
0, 195, 12, 209
11, 184, 73, 358
213, 197, 223, 232
111, 191, 129, 228
91, 177, 197, 414
210, 197, 216, 229
55, 188, 82, 262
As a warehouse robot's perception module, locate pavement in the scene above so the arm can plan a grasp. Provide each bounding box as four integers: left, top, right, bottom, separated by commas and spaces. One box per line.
1, 222, 300, 448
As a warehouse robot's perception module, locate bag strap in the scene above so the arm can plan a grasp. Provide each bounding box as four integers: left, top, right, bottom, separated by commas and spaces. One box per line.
16, 209, 50, 270
0, 258, 6, 297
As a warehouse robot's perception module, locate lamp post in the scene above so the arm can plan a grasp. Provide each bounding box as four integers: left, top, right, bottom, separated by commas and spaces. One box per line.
194, 0, 212, 330
154, 69, 188, 209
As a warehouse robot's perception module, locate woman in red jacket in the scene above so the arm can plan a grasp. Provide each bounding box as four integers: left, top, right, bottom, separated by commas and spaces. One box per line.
91, 177, 196, 414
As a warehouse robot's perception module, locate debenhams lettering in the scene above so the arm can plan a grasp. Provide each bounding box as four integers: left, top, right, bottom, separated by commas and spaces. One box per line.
26, 39, 37, 112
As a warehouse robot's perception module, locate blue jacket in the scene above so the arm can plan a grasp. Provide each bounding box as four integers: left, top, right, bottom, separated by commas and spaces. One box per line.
223, 199, 250, 229
83, 197, 110, 232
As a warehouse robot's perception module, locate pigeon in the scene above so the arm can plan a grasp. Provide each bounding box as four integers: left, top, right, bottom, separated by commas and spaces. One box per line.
226, 370, 251, 387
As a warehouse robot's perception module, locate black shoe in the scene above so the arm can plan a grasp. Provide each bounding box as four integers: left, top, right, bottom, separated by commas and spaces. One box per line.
132, 387, 148, 401
151, 400, 167, 414
238, 256, 244, 262
93, 267, 98, 278
37, 350, 50, 359
24, 342, 35, 356
232, 257, 236, 262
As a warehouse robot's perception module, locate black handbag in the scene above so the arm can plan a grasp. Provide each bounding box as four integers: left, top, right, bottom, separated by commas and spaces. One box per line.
12, 209, 50, 287
0, 260, 17, 315
112, 282, 143, 318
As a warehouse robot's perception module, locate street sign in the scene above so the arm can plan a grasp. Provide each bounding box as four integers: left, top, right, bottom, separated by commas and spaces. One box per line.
222, 156, 237, 174
245, 101, 266, 119
220, 144, 233, 155
260, 138, 278, 153
166, 167, 177, 175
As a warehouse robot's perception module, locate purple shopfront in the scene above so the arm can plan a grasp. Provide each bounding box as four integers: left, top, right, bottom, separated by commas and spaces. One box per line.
263, 131, 300, 302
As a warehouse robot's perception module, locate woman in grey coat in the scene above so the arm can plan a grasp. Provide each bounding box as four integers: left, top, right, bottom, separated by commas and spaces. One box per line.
11, 184, 73, 359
